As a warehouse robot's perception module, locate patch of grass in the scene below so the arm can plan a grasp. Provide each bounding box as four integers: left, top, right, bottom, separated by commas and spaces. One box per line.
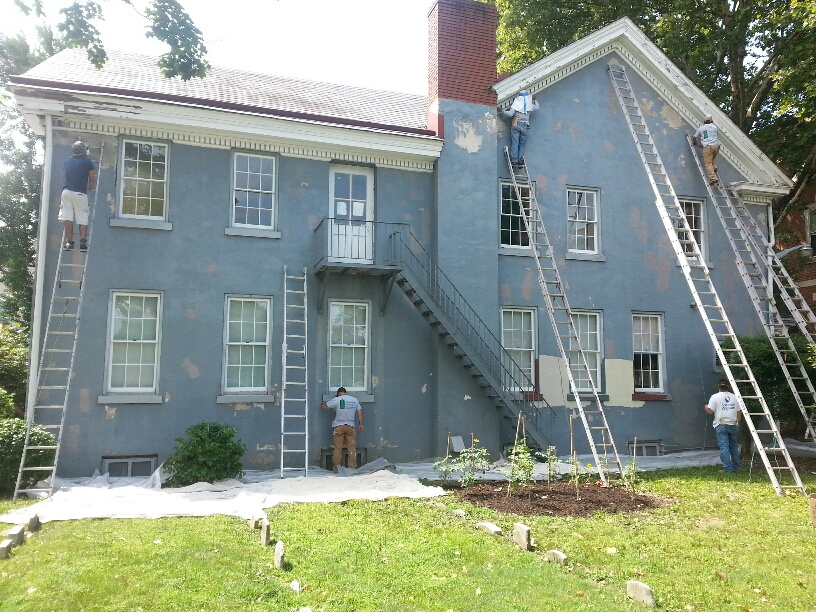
0, 463, 814, 611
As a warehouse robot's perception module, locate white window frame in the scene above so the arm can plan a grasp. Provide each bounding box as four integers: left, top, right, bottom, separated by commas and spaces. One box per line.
223, 296, 272, 393
501, 308, 536, 391
567, 187, 599, 255
568, 311, 602, 391
106, 291, 162, 393
328, 301, 370, 393
500, 181, 532, 248
632, 313, 665, 392
808, 206, 816, 253
119, 139, 168, 220
677, 197, 706, 258
231, 152, 276, 229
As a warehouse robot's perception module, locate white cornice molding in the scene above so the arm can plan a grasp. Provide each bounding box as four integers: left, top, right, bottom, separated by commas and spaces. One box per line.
11, 87, 442, 172
494, 18, 791, 189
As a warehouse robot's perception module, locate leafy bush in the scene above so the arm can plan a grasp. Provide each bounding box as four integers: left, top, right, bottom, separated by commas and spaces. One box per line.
0, 389, 16, 419
163, 422, 246, 488
0, 417, 55, 494
0, 324, 28, 415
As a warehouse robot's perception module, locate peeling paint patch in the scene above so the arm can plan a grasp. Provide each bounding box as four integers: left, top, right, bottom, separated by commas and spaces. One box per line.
483, 112, 498, 134
79, 388, 91, 413
501, 283, 512, 301
604, 140, 614, 153
572, 98, 581, 104
521, 268, 533, 301
164, 392, 171, 402
105, 406, 116, 419
181, 358, 201, 379
207, 264, 218, 275
184, 309, 197, 319
464, 394, 471, 401
256, 444, 277, 451
372, 376, 379, 388
107, 193, 115, 214
678, 153, 687, 168
640, 99, 657, 117
453, 120, 483, 153
553, 121, 564, 131
232, 403, 251, 411
375, 438, 397, 448
422, 384, 427, 393
659, 104, 684, 128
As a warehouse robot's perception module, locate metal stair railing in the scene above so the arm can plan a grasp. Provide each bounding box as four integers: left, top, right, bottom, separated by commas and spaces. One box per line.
502, 147, 623, 484
14, 143, 105, 501
280, 266, 309, 477
685, 134, 816, 442
608, 63, 805, 495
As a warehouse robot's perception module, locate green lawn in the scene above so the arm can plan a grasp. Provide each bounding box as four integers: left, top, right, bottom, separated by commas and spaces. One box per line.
1, 464, 815, 611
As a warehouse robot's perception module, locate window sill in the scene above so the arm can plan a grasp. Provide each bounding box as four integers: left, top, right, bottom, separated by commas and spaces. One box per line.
322, 393, 374, 403
632, 392, 671, 401
225, 227, 281, 239
97, 394, 163, 404
216, 394, 277, 404
567, 393, 610, 402
110, 218, 172, 231
565, 252, 606, 262
499, 246, 533, 257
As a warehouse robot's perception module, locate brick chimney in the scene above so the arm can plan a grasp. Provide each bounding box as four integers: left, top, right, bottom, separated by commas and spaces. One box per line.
428, 0, 498, 135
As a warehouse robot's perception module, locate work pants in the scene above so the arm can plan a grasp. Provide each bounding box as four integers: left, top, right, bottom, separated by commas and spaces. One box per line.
332, 424, 357, 471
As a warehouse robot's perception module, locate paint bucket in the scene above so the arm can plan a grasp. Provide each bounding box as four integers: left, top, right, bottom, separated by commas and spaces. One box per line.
810, 494, 816, 528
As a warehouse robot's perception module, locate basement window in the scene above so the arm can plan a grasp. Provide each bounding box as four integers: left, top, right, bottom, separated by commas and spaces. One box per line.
102, 454, 158, 477
627, 440, 663, 457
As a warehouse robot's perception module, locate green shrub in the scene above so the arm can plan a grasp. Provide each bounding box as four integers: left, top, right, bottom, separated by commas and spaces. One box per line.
0, 417, 55, 494
163, 422, 246, 488
0, 388, 16, 419
0, 324, 29, 415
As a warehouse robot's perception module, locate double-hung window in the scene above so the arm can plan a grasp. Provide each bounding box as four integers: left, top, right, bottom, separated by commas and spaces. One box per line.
568, 312, 601, 391
500, 182, 531, 247
120, 140, 167, 219
501, 308, 536, 390
224, 297, 271, 392
107, 292, 161, 392
328, 302, 369, 392
633, 313, 664, 392
233, 153, 276, 229
567, 188, 599, 254
677, 198, 705, 257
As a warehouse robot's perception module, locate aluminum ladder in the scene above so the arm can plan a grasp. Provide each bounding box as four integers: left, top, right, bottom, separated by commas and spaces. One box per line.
503, 147, 623, 484
280, 266, 309, 477
608, 64, 804, 495
14, 143, 104, 501
685, 134, 816, 442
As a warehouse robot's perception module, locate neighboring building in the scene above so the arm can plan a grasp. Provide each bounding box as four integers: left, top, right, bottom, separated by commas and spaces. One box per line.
9, 0, 792, 477
773, 181, 816, 313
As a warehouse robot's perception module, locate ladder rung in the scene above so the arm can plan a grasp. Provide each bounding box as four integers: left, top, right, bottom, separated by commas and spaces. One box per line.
27, 445, 58, 450
22, 466, 56, 471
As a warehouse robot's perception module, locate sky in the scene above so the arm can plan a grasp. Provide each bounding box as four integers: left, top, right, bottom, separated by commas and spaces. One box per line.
1, 0, 431, 94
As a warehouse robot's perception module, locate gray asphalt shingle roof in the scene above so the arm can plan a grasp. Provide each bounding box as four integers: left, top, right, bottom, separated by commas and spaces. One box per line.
13, 49, 429, 133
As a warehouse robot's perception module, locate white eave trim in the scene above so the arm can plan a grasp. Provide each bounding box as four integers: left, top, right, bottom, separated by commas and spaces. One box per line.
493, 17, 791, 189
11, 85, 443, 171
728, 182, 789, 199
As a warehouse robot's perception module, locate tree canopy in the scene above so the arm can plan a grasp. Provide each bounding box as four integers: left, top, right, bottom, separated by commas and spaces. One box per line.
495, 0, 816, 222
13, 0, 209, 80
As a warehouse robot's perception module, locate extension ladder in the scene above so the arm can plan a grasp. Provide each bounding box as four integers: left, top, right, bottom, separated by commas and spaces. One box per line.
503, 148, 623, 484
608, 64, 804, 495
280, 266, 309, 476
685, 134, 816, 442
14, 143, 105, 501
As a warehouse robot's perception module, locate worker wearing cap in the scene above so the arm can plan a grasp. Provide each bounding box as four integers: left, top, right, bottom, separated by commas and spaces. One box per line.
692, 115, 721, 186
60, 141, 96, 251
321, 387, 363, 473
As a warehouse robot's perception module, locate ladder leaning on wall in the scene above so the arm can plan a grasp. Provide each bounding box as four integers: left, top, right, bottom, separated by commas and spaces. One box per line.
503, 147, 623, 485
14, 143, 105, 501
280, 266, 309, 477
607, 63, 805, 496
685, 134, 816, 443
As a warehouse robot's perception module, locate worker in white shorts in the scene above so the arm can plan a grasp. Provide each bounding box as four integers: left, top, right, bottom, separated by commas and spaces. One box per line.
59, 141, 96, 251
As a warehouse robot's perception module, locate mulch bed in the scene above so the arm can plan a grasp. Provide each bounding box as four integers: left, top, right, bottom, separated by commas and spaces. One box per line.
446, 481, 663, 518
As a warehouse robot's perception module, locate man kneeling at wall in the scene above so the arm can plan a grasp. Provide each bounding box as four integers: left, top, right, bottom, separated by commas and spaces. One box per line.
321, 387, 363, 473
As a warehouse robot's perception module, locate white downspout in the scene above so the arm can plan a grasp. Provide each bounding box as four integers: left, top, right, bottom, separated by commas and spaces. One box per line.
26, 114, 53, 420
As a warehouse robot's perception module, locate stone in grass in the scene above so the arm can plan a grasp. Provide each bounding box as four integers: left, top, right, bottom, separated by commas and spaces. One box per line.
512, 523, 533, 551
260, 519, 271, 546
7, 526, 25, 546
626, 580, 656, 607
0, 539, 13, 560
274, 540, 285, 569
26, 515, 41, 532
475, 521, 502, 535
452, 509, 467, 518
543, 549, 567, 564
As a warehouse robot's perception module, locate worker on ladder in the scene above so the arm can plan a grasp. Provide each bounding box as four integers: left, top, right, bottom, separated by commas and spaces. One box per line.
692, 115, 721, 187
59, 141, 96, 251
502, 91, 539, 167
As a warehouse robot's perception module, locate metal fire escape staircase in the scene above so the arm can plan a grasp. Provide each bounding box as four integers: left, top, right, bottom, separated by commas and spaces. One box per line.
685, 134, 816, 443
608, 64, 805, 495
502, 148, 623, 483
14, 144, 104, 501
280, 266, 309, 476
